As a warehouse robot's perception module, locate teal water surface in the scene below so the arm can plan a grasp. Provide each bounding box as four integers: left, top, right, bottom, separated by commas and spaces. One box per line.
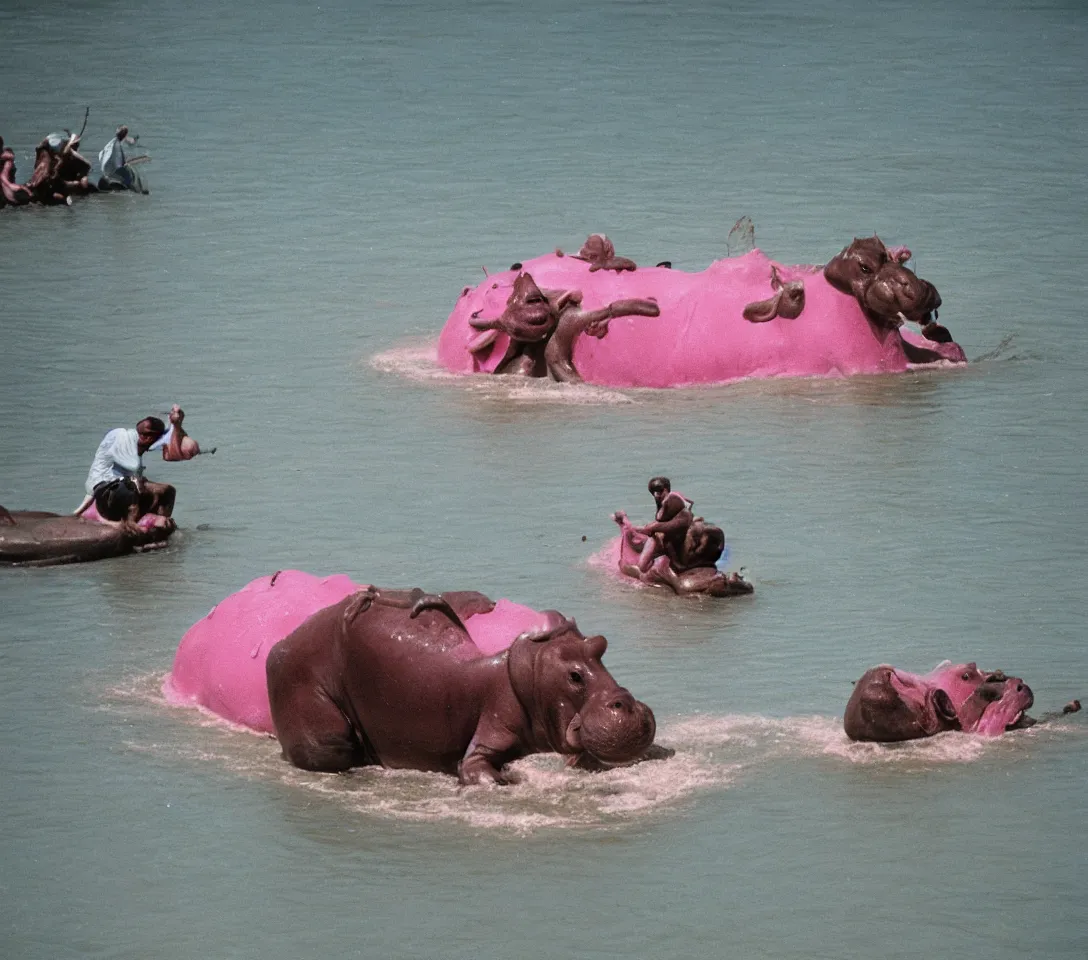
2, 1, 1086, 958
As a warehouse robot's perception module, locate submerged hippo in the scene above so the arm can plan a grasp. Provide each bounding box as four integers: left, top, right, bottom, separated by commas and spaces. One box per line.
437, 233, 966, 387
165, 571, 665, 784
844, 661, 1079, 742
0, 505, 173, 566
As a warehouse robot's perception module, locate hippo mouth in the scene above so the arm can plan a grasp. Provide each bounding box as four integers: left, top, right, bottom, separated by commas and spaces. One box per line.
512, 308, 559, 341
962, 673, 1036, 735
563, 693, 657, 768
863, 279, 942, 331
1006, 712, 1036, 730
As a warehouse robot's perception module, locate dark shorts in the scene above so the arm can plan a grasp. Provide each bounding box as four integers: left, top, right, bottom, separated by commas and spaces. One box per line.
93, 478, 139, 521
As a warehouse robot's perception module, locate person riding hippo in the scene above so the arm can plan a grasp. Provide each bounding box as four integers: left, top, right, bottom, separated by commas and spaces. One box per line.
615, 476, 695, 575
74, 405, 209, 534
0, 136, 33, 206
26, 131, 94, 204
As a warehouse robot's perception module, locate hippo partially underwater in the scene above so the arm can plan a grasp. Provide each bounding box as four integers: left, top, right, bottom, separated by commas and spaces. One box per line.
0, 505, 173, 566
165, 571, 665, 783
437, 233, 966, 387
844, 661, 1080, 742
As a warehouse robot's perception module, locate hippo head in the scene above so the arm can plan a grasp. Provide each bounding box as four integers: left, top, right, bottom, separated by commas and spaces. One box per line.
576, 234, 615, 263
570, 234, 638, 272
824, 237, 942, 330
923, 661, 988, 713
943, 670, 1035, 735
845, 662, 1038, 742
844, 665, 960, 742
507, 616, 657, 767
470, 272, 558, 343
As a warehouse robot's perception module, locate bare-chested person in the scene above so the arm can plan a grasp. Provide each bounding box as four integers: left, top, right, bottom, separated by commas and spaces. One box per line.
612, 476, 694, 574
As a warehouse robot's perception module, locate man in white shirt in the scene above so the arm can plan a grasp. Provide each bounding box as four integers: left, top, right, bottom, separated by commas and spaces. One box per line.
76, 406, 205, 533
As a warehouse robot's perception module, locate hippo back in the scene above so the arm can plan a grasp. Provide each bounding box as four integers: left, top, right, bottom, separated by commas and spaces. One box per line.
439, 248, 921, 387
163, 570, 362, 732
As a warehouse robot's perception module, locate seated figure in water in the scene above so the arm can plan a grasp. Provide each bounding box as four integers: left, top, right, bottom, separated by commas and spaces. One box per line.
74, 405, 211, 535
614, 476, 696, 575
26, 131, 95, 204
98, 125, 150, 193
611, 477, 752, 597
0, 136, 33, 206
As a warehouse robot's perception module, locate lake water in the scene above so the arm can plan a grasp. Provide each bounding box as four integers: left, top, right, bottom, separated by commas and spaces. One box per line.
2, 1, 1086, 958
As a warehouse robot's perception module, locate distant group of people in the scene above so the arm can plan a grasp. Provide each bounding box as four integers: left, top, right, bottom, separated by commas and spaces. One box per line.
76, 406, 212, 536
1, 123, 148, 208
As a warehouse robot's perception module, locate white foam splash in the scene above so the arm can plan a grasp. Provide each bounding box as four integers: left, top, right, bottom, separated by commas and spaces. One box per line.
368, 341, 634, 405
103, 677, 1073, 834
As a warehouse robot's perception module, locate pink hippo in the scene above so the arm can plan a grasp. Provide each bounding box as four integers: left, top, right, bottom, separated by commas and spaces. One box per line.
164, 572, 665, 781
436, 234, 966, 388
844, 661, 1040, 742
163, 570, 566, 734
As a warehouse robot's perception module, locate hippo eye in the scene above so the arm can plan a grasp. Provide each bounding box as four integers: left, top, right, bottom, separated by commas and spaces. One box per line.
859, 263, 872, 274
568, 670, 584, 685
962, 672, 972, 681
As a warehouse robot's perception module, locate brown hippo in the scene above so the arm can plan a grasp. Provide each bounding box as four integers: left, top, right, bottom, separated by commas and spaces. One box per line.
266, 586, 662, 783
824, 237, 954, 358
0, 505, 173, 566
466, 271, 660, 381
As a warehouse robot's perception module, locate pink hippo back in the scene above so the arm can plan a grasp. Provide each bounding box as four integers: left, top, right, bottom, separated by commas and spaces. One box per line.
163, 570, 363, 732
437, 248, 961, 388
461, 598, 552, 654
164, 573, 553, 732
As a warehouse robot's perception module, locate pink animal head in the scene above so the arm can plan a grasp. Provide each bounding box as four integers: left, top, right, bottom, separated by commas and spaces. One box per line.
955, 673, 1035, 735
924, 662, 988, 712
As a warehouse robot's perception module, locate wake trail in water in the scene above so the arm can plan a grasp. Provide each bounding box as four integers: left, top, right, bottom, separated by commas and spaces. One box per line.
368, 341, 634, 405
972, 333, 1020, 364
103, 673, 1082, 834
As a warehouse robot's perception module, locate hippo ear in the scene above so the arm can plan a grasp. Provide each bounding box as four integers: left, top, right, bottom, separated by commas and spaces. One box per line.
934, 689, 958, 723
507, 634, 541, 708
742, 292, 783, 323
585, 634, 607, 660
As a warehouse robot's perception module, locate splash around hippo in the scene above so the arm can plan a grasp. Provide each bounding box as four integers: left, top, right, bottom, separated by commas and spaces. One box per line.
437, 232, 966, 388
164, 571, 667, 784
